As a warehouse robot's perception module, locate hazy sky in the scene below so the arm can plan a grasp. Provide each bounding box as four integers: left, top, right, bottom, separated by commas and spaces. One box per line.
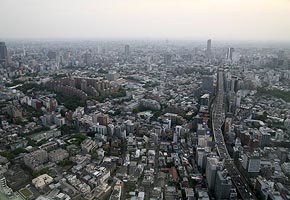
1, 0, 290, 41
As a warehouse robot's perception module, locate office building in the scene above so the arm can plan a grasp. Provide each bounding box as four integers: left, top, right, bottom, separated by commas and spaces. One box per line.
259, 130, 271, 148
48, 148, 69, 162
84, 52, 93, 66
226, 47, 234, 61
242, 151, 261, 173
206, 39, 212, 57
107, 71, 120, 81
125, 45, 130, 57
206, 157, 222, 191
214, 170, 232, 200
92, 113, 109, 126
200, 93, 210, 107
201, 75, 214, 94
0, 42, 8, 66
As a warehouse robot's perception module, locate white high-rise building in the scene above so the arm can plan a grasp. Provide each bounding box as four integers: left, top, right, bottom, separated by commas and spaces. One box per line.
206, 156, 222, 191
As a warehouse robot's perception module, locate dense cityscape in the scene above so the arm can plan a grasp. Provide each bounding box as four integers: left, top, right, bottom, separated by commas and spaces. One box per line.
0, 38, 289, 200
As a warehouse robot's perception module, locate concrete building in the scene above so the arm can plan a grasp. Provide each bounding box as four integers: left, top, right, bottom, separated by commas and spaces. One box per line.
32, 174, 53, 189
48, 148, 69, 162
201, 75, 214, 94
206, 157, 222, 191
242, 151, 261, 174
81, 138, 97, 153
24, 149, 48, 170
206, 39, 212, 58
214, 170, 232, 200
0, 42, 8, 66
107, 71, 120, 81
125, 45, 130, 57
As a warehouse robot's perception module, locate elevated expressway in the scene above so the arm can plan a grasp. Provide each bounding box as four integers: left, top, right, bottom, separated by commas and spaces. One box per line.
211, 69, 257, 200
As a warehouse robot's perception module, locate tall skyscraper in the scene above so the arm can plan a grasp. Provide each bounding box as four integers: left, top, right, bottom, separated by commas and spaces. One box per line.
0, 42, 8, 66
206, 39, 212, 57
125, 45, 130, 57
226, 47, 235, 61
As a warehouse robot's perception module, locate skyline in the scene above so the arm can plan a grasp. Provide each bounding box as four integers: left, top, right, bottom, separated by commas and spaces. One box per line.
1, 0, 290, 41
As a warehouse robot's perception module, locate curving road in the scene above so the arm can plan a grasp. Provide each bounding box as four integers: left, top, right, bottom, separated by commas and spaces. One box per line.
211, 69, 257, 200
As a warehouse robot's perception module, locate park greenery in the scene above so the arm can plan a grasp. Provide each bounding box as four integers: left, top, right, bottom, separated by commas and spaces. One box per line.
18, 83, 46, 94
66, 133, 87, 146
257, 87, 290, 102
55, 93, 86, 111
89, 88, 127, 103
133, 105, 162, 121
32, 168, 49, 177
60, 124, 75, 135
58, 159, 74, 167
0, 148, 28, 161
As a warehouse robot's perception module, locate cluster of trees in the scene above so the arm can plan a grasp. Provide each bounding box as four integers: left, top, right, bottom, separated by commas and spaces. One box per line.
142, 81, 160, 88
258, 87, 290, 102
97, 68, 108, 74
67, 133, 87, 146
18, 83, 46, 94
90, 88, 127, 103
58, 159, 74, 167
60, 124, 75, 135
0, 147, 28, 161
55, 94, 86, 111
32, 168, 49, 177
133, 105, 162, 121
110, 88, 126, 98
5, 80, 25, 87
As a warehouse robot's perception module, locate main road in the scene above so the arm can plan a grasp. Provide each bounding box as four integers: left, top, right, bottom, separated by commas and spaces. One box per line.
211, 69, 257, 200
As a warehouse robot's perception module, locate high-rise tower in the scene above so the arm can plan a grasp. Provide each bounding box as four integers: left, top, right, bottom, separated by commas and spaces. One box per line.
227, 47, 235, 61
0, 42, 8, 66
206, 39, 212, 57
125, 45, 130, 57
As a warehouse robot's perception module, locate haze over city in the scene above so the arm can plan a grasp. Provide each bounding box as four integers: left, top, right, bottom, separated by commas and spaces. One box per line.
1, 1, 290, 200
1, 0, 290, 41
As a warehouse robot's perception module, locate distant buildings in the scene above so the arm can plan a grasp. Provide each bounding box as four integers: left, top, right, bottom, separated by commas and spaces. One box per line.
47, 50, 57, 60
226, 47, 235, 61
164, 54, 172, 66
206, 39, 212, 57
0, 42, 8, 66
125, 45, 130, 57
106, 71, 120, 81
139, 99, 161, 110
1, 39, 290, 200
46, 77, 119, 99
